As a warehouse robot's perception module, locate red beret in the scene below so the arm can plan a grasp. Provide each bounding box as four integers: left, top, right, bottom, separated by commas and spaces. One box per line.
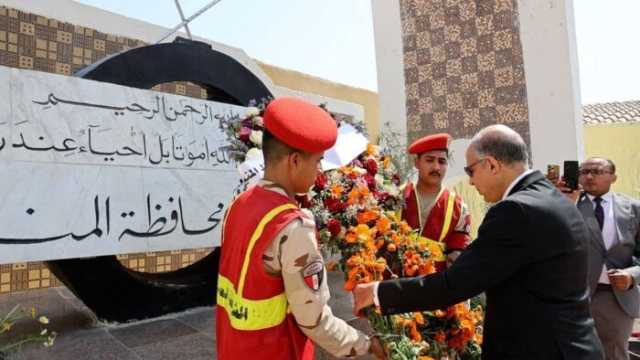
408, 133, 451, 154
263, 97, 338, 153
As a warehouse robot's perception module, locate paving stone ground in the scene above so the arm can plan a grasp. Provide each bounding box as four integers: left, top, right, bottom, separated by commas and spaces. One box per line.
0, 271, 374, 359
4, 271, 639, 359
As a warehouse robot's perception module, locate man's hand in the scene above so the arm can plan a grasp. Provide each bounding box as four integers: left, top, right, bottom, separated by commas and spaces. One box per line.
608, 269, 634, 290
369, 336, 386, 359
554, 178, 582, 203
352, 282, 377, 317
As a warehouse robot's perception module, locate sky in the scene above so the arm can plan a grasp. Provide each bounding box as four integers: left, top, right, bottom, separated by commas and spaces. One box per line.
75, 0, 640, 104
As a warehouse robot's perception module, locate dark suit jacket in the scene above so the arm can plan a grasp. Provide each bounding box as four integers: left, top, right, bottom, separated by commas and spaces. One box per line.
378, 171, 603, 359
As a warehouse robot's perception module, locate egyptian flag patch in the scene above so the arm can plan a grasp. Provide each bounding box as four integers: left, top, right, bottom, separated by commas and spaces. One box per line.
302, 261, 324, 291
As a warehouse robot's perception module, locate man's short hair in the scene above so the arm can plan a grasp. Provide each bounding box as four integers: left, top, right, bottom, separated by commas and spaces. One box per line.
585, 157, 616, 174
470, 125, 529, 165
261, 129, 297, 165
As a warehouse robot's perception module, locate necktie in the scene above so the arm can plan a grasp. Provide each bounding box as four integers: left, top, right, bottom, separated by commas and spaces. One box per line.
594, 197, 604, 231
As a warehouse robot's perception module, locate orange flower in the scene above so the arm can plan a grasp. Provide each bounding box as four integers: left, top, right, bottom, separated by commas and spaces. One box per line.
474, 332, 483, 344
375, 216, 391, 233
399, 221, 413, 235
366, 143, 376, 156
357, 210, 379, 225
413, 312, 425, 325
390, 232, 401, 245
354, 224, 371, 242
330, 184, 343, 198
345, 231, 358, 244
448, 334, 465, 350
409, 322, 422, 342
343, 278, 357, 291
346, 184, 370, 205
383, 155, 391, 169
373, 258, 386, 272
325, 260, 338, 271
346, 255, 363, 267
460, 319, 474, 338
418, 260, 435, 276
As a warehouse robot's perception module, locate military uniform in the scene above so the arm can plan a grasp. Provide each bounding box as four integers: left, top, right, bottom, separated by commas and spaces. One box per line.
216, 97, 370, 360
261, 181, 370, 357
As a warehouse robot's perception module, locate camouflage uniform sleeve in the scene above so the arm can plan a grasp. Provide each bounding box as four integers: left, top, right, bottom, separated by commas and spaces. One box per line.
277, 213, 371, 357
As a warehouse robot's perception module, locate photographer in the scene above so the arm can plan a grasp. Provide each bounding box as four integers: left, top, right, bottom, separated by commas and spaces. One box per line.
557, 157, 640, 360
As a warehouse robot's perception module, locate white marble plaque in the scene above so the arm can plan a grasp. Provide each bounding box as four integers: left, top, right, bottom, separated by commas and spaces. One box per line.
0, 67, 248, 264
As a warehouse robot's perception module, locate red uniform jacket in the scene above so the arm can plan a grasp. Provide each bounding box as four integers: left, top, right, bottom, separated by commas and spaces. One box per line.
402, 183, 471, 270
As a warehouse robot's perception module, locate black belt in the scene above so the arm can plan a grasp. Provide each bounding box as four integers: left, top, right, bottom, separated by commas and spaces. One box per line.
596, 283, 612, 291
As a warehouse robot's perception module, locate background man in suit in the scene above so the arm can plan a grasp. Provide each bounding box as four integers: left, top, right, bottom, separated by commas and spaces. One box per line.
577, 157, 640, 360
353, 124, 603, 359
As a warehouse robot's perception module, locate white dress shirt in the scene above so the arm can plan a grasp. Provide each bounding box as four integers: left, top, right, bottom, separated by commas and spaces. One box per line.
502, 169, 534, 201
586, 192, 618, 284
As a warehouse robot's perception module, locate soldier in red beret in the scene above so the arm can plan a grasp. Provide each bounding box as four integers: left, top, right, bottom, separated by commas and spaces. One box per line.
216, 97, 384, 360
402, 133, 471, 270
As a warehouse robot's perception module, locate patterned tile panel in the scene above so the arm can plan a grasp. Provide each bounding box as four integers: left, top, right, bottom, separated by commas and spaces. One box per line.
400, 0, 530, 144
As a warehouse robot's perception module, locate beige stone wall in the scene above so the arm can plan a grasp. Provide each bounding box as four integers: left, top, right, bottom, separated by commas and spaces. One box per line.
258, 61, 380, 142
399, 0, 529, 145
584, 123, 640, 199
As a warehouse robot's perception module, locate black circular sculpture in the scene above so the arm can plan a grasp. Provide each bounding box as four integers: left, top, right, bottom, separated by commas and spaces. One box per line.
45, 38, 273, 322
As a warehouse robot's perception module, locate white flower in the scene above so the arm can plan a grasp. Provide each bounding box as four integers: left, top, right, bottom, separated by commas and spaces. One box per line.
245, 107, 260, 117
364, 194, 378, 208
44, 332, 56, 347
352, 167, 367, 175
252, 116, 263, 127
246, 147, 261, 160
249, 130, 263, 147
345, 205, 359, 220
38, 316, 49, 325
316, 209, 331, 224
384, 183, 400, 197
40, 328, 47, 336
308, 189, 317, 199
375, 174, 384, 187
328, 171, 342, 183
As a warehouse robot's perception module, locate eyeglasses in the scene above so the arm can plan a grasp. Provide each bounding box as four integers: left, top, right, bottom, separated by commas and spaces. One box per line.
579, 168, 612, 176
464, 158, 486, 177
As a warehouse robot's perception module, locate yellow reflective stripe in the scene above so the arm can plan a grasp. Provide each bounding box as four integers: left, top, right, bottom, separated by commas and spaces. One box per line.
439, 191, 456, 242
237, 203, 297, 296
217, 275, 288, 331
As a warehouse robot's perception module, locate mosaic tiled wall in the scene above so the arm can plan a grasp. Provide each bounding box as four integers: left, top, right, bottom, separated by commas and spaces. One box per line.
400, 0, 530, 144
0, 6, 214, 294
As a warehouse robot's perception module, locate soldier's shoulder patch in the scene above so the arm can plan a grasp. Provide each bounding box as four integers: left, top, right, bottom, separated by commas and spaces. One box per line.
301, 260, 324, 291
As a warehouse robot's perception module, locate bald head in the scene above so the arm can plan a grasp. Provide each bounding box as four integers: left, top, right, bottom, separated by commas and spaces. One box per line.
470, 125, 529, 165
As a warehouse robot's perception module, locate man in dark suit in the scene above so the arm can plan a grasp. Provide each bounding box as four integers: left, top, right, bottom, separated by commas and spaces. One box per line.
353, 125, 603, 359
576, 157, 640, 360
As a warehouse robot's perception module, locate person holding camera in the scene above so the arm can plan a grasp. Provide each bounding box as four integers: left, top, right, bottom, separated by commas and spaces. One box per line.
560, 157, 640, 360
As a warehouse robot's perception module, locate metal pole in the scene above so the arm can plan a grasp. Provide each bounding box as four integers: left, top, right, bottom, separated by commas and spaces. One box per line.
156, 0, 223, 43
173, 0, 192, 39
